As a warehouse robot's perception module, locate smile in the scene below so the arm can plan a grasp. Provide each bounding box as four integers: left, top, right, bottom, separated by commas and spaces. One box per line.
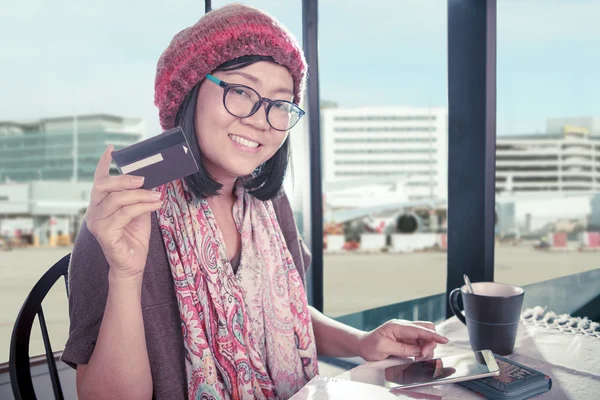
229, 134, 260, 149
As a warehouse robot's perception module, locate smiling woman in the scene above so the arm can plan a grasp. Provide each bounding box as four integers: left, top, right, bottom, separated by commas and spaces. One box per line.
59, 4, 446, 400
174, 55, 296, 201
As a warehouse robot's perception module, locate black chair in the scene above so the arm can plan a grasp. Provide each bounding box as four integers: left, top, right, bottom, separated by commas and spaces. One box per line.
9, 253, 71, 400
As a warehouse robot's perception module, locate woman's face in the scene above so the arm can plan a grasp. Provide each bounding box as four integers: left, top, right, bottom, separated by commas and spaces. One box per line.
194, 61, 294, 182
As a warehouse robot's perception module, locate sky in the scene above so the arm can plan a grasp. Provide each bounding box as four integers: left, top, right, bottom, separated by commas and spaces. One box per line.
1, 0, 599, 137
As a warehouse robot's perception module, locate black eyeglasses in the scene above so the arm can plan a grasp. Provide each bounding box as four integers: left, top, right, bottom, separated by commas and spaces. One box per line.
206, 74, 305, 131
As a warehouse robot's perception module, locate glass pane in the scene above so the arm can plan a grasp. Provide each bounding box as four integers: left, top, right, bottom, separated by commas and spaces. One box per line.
0, 0, 305, 364
0, 0, 161, 363
496, 0, 600, 319
320, 1, 448, 326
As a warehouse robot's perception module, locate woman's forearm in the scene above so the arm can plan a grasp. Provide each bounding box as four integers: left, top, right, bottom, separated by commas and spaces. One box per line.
309, 306, 366, 358
78, 274, 153, 400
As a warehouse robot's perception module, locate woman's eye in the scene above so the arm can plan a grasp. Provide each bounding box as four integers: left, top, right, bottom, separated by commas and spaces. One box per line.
273, 102, 291, 112
233, 88, 251, 97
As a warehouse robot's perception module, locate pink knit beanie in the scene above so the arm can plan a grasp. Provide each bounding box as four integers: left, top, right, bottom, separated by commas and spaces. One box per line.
154, 3, 307, 130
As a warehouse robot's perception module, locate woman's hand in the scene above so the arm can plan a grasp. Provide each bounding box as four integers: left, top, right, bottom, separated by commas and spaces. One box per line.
84, 145, 163, 281
358, 320, 448, 362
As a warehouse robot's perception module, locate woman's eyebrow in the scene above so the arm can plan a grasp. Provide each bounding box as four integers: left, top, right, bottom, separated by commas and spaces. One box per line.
222, 71, 294, 97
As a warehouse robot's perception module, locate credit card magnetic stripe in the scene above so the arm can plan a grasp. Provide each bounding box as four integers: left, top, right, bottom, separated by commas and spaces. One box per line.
120, 153, 165, 174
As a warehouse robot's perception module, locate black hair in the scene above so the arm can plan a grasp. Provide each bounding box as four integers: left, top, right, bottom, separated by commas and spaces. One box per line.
176, 55, 291, 201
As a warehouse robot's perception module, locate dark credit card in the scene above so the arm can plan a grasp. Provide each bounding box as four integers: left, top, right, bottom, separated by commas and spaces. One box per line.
111, 126, 199, 189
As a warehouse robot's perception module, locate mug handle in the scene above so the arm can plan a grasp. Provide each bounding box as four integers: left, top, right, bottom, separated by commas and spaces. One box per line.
449, 288, 467, 325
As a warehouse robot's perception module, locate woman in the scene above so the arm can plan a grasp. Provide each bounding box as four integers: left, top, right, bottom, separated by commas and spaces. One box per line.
62, 4, 448, 400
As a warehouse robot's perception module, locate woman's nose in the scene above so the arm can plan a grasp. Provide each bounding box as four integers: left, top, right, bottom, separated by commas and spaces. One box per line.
242, 101, 270, 130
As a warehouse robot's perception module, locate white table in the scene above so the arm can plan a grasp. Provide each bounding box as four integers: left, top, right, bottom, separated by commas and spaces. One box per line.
336, 316, 600, 399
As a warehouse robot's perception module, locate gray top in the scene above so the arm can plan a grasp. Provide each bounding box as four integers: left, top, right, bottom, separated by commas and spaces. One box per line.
61, 192, 312, 400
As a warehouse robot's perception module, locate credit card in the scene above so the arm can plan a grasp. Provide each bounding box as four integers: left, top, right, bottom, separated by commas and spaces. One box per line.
111, 126, 199, 189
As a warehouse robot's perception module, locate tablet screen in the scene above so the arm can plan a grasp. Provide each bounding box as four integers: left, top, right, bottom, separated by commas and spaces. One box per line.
385, 351, 497, 388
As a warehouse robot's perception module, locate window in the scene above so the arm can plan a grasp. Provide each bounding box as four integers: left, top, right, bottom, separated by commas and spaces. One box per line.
319, 0, 448, 321
495, 0, 600, 314
0, 0, 230, 364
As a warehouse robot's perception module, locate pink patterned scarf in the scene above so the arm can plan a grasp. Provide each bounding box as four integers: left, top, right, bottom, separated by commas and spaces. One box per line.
157, 179, 318, 399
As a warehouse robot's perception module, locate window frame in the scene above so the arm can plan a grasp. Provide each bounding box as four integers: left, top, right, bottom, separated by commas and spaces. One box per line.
299, 0, 498, 315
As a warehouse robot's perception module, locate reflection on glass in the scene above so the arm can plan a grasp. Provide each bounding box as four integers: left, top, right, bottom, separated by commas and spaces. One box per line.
384, 351, 493, 388
385, 359, 457, 386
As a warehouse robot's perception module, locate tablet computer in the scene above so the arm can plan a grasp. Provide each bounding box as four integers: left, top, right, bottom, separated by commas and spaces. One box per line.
384, 350, 500, 390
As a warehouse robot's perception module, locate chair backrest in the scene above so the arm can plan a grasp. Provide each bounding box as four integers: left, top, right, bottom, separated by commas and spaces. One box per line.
9, 253, 71, 400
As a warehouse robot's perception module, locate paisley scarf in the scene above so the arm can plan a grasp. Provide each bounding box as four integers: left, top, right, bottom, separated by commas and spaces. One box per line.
157, 179, 318, 399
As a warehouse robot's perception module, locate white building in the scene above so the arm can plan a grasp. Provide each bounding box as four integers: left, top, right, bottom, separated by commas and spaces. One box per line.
496, 120, 600, 194
322, 106, 448, 201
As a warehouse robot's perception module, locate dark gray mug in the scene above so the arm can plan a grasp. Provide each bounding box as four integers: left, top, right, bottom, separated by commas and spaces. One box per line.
449, 282, 524, 355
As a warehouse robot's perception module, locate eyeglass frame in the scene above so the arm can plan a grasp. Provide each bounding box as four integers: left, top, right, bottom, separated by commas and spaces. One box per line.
205, 74, 305, 131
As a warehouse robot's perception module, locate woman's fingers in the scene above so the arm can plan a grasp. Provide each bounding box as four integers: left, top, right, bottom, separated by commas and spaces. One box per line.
412, 321, 436, 332
379, 339, 423, 358
415, 340, 437, 361
101, 201, 163, 232
389, 322, 449, 344
93, 145, 114, 182
90, 145, 147, 207
90, 175, 146, 207
89, 189, 162, 220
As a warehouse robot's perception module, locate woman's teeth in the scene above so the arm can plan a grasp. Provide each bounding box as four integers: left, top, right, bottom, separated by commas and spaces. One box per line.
230, 134, 259, 148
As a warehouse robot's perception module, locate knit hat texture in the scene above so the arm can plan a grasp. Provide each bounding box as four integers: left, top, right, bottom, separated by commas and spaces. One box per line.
154, 3, 307, 130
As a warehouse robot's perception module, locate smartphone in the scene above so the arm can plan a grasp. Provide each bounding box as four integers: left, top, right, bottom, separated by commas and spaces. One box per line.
384, 350, 500, 390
